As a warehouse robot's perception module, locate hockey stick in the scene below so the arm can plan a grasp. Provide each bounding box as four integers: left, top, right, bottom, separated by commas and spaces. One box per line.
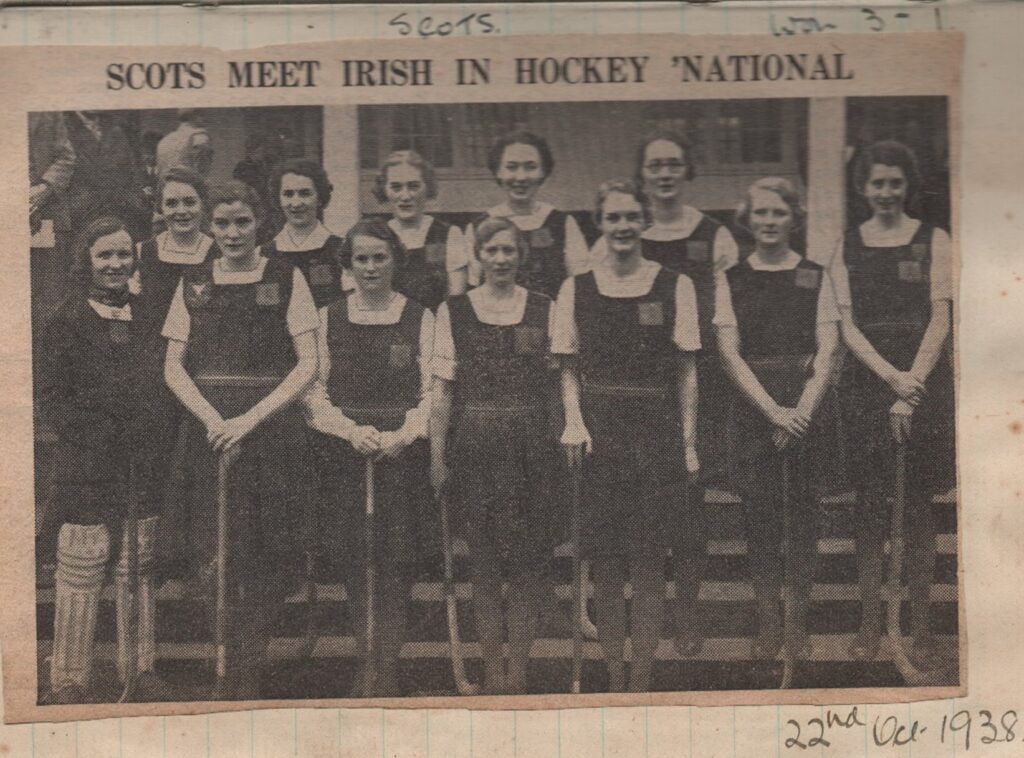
293, 551, 319, 660
362, 458, 378, 697
886, 442, 951, 686
212, 449, 234, 700
779, 452, 796, 690
568, 445, 584, 695
117, 459, 141, 704
579, 561, 598, 640
438, 483, 480, 696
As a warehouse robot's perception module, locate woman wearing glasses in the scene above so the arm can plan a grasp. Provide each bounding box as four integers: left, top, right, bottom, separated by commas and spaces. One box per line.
636, 130, 739, 657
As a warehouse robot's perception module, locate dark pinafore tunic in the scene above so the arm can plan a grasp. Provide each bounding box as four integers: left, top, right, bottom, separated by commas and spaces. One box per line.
134, 235, 213, 521
448, 291, 561, 571
263, 233, 344, 309
397, 217, 451, 311
38, 294, 149, 556
642, 215, 730, 485
840, 223, 954, 495
724, 257, 833, 497
167, 256, 312, 581
472, 210, 569, 300
316, 294, 429, 580
574, 268, 688, 557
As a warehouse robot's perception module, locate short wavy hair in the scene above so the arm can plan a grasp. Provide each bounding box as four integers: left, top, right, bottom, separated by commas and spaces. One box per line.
338, 216, 407, 272
158, 167, 207, 212
635, 128, 697, 184
593, 179, 652, 227
372, 150, 439, 204
270, 158, 333, 212
735, 176, 806, 232
852, 139, 921, 203
473, 216, 525, 262
486, 130, 555, 180
207, 180, 264, 221
71, 216, 133, 285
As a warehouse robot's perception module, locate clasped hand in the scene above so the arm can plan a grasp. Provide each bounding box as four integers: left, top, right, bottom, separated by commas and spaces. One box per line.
350, 425, 406, 460
206, 413, 258, 455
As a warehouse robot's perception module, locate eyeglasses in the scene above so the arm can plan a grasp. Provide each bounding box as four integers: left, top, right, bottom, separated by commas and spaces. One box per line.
643, 160, 687, 174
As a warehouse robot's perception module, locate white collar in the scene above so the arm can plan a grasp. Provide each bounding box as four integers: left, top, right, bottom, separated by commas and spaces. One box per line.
346, 291, 407, 325
88, 300, 132, 321
274, 222, 332, 252
388, 215, 435, 249
157, 231, 213, 264
642, 206, 705, 242
591, 255, 661, 297
467, 285, 528, 325
859, 216, 923, 248
746, 249, 802, 271
213, 251, 267, 284
487, 201, 554, 230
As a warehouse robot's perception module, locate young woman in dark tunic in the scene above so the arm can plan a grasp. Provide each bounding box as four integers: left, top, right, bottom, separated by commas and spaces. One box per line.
555, 180, 700, 693
431, 216, 559, 695
828, 141, 954, 664
263, 158, 344, 309
465, 131, 590, 300
715, 178, 840, 660
162, 181, 318, 699
369, 149, 468, 310
635, 130, 740, 656
39, 217, 173, 703
303, 217, 434, 697
131, 168, 214, 566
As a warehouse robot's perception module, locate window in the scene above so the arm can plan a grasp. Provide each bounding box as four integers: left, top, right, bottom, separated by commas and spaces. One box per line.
359, 103, 528, 171
644, 99, 787, 169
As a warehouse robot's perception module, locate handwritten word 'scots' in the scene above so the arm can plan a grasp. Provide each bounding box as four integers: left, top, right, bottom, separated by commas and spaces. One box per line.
515, 56, 650, 85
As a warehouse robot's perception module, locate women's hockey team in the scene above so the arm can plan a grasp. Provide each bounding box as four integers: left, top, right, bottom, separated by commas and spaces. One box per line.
35, 127, 953, 702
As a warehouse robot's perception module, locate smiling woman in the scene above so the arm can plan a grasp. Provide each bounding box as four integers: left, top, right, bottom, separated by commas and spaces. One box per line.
264, 158, 345, 310
465, 130, 590, 300
160, 180, 320, 700
38, 216, 175, 704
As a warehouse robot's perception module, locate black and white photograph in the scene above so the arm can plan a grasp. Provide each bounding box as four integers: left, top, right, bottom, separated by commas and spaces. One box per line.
24, 90, 959, 707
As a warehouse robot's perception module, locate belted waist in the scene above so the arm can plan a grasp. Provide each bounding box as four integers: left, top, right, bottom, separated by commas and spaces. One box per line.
582, 380, 667, 399
459, 400, 544, 413
193, 373, 284, 388
338, 404, 411, 417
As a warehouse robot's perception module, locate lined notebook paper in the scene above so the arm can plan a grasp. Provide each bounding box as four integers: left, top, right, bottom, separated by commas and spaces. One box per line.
2, 1, 1018, 756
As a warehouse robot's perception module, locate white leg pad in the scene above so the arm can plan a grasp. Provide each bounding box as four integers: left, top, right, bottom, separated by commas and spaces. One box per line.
116, 516, 158, 679
51, 523, 110, 692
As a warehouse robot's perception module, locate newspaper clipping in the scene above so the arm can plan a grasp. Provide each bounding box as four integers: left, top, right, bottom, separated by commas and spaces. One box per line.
0, 31, 962, 722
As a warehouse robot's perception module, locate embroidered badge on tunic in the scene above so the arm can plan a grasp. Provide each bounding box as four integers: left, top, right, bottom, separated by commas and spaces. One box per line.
389, 343, 413, 368
256, 282, 281, 306
898, 260, 924, 283
425, 243, 446, 266
687, 240, 711, 263
309, 264, 334, 287
794, 267, 821, 289
514, 326, 545, 354
638, 301, 664, 326
910, 243, 928, 261
185, 281, 212, 306
530, 227, 554, 249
